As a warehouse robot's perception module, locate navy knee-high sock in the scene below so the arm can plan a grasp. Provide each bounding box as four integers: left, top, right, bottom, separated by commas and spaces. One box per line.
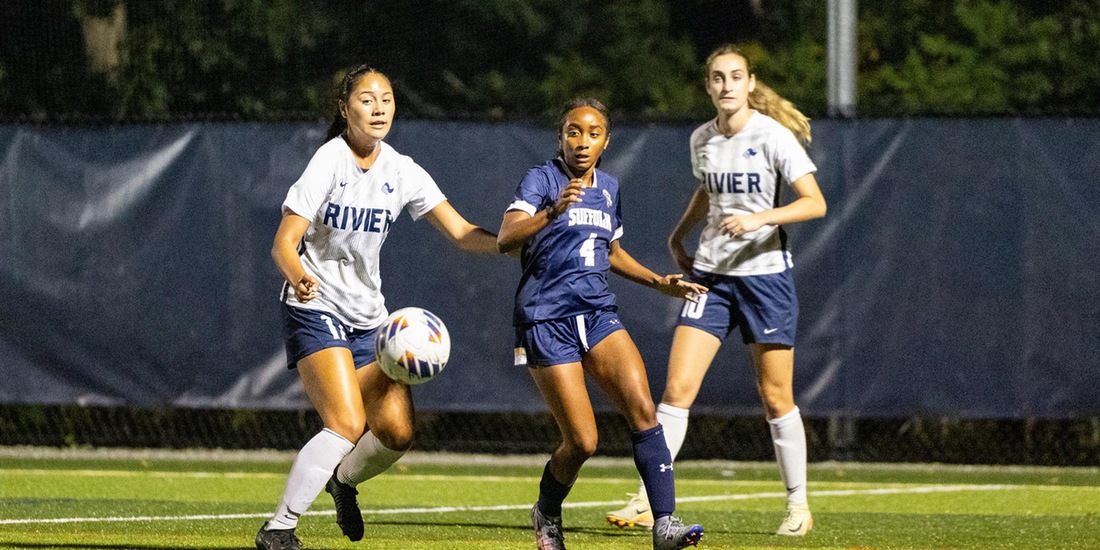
633, 424, 675, 519
537, 461, 573, 517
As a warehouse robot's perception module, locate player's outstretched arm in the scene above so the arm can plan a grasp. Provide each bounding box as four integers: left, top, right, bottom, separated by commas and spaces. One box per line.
424, 201, 501, 255
609, 241, 707, 301
272, 210, 319, 302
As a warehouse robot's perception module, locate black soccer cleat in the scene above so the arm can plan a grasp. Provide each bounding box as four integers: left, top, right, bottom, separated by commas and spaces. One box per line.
325, 471, 365, 541
255, 522, 302, 550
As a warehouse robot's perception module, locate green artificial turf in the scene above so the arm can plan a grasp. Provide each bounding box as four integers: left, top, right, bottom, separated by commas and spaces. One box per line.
0, 450, 1097, 549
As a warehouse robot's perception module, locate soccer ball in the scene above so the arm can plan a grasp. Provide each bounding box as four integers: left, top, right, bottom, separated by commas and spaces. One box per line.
374, 307, 451, 385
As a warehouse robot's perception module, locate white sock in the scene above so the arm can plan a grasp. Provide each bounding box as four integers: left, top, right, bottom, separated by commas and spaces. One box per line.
657, 403, 690, 459
636, 403, 690, 497
336, 431, 406, 486
768, 406, 808, 506
268, 428, 354, 530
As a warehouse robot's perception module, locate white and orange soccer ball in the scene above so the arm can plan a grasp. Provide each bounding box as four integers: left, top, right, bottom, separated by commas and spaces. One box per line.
374, 307, 451, 385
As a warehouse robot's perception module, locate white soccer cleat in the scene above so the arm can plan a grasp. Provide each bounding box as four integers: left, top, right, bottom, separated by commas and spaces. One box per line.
606, 492, 654, 529
775, 503, 813, 536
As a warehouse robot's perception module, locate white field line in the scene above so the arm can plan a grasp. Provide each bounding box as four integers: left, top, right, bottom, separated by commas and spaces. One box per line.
4, 447, 1096, 477
9, 469, 1096, 490
0, 484, 1020, 526
0, 469, 776, 486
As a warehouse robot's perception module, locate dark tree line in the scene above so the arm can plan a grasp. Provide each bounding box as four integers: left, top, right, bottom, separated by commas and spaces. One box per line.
1, 0, 1097, 121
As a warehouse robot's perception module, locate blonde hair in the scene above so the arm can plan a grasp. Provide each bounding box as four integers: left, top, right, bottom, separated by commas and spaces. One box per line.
705, 45, 812, 145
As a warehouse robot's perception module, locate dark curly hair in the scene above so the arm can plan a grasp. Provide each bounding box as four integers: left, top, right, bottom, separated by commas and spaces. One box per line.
556, 97, 611, 136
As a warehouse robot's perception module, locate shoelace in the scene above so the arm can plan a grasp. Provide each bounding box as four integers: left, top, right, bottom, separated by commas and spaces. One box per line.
656, 516, 685, 539
334, 484, 358, 505
536, 516, 565, 549
269, 529, 301, 548
780, 508, 808, 530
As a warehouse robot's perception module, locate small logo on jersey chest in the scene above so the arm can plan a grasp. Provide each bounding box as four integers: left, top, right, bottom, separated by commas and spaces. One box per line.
743, 148, 758, 158
602, 189, 613, 207
381, 182, 394, 194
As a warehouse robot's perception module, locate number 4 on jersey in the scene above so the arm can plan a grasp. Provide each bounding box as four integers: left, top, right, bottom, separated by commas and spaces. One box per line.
579, 233, 597, 266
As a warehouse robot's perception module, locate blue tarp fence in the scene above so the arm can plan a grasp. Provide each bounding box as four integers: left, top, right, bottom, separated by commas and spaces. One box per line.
1, 119, 1097, 418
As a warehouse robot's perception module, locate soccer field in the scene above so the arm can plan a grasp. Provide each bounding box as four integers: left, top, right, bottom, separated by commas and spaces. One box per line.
1, 448, 1097, 550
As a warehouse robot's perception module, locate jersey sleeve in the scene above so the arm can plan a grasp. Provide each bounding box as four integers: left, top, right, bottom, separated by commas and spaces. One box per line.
283, 145, 337, 218
506, 167, 551, 216
399, 157, 447, 221
771, 128, 817, 186
689, 135, 704, 181
611, 185, 624, 242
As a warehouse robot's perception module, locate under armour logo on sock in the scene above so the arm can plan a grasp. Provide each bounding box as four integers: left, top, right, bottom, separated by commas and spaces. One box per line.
659, 463, 674, 472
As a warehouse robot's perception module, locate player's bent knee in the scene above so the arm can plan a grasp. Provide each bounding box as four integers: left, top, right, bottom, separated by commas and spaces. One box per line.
325, 420, 367, 444
562, 437, 598, 463
626, 404, 657, 431
662, 383, 695, 406
373, 426, 415, 452
762, 398, 796, 420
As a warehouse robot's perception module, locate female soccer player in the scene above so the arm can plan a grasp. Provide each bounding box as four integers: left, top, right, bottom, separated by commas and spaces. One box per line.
606, 45, 826, 537
498, 98, 707, 550
256, 65, 502, 550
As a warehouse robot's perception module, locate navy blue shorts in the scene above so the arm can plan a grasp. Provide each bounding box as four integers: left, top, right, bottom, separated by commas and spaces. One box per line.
514, 309, 625, 368
283, 304, 379, 369
676, 268, 798, 346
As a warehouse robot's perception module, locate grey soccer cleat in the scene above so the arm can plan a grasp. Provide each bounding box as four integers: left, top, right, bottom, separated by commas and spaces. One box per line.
531, 504, 567, 550
652, 515, 704, 550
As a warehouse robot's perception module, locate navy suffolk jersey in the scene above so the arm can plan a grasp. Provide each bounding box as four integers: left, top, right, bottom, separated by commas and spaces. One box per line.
507, 160, 624, 325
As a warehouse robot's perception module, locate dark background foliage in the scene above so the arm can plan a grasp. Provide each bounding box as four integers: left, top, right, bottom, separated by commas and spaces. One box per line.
2, 0, 1098, 121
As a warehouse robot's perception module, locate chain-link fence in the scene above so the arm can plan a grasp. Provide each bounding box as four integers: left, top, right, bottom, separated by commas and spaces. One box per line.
2, 405, 1097, 466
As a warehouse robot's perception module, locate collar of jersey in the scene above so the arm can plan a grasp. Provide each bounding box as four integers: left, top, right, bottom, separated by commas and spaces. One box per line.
342, 139, 391, 173
553, 156, 598, 188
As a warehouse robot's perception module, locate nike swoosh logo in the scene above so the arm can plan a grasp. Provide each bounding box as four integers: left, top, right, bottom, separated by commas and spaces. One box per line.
764, 328, 779, 334
786, 521, 804, 533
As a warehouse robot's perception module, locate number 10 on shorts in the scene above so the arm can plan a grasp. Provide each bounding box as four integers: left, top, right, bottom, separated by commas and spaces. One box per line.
680, 293, 708, 319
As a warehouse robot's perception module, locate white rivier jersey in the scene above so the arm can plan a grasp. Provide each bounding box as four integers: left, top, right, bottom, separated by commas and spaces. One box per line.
689, 112, 816, 276
281, 137, 446, 329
